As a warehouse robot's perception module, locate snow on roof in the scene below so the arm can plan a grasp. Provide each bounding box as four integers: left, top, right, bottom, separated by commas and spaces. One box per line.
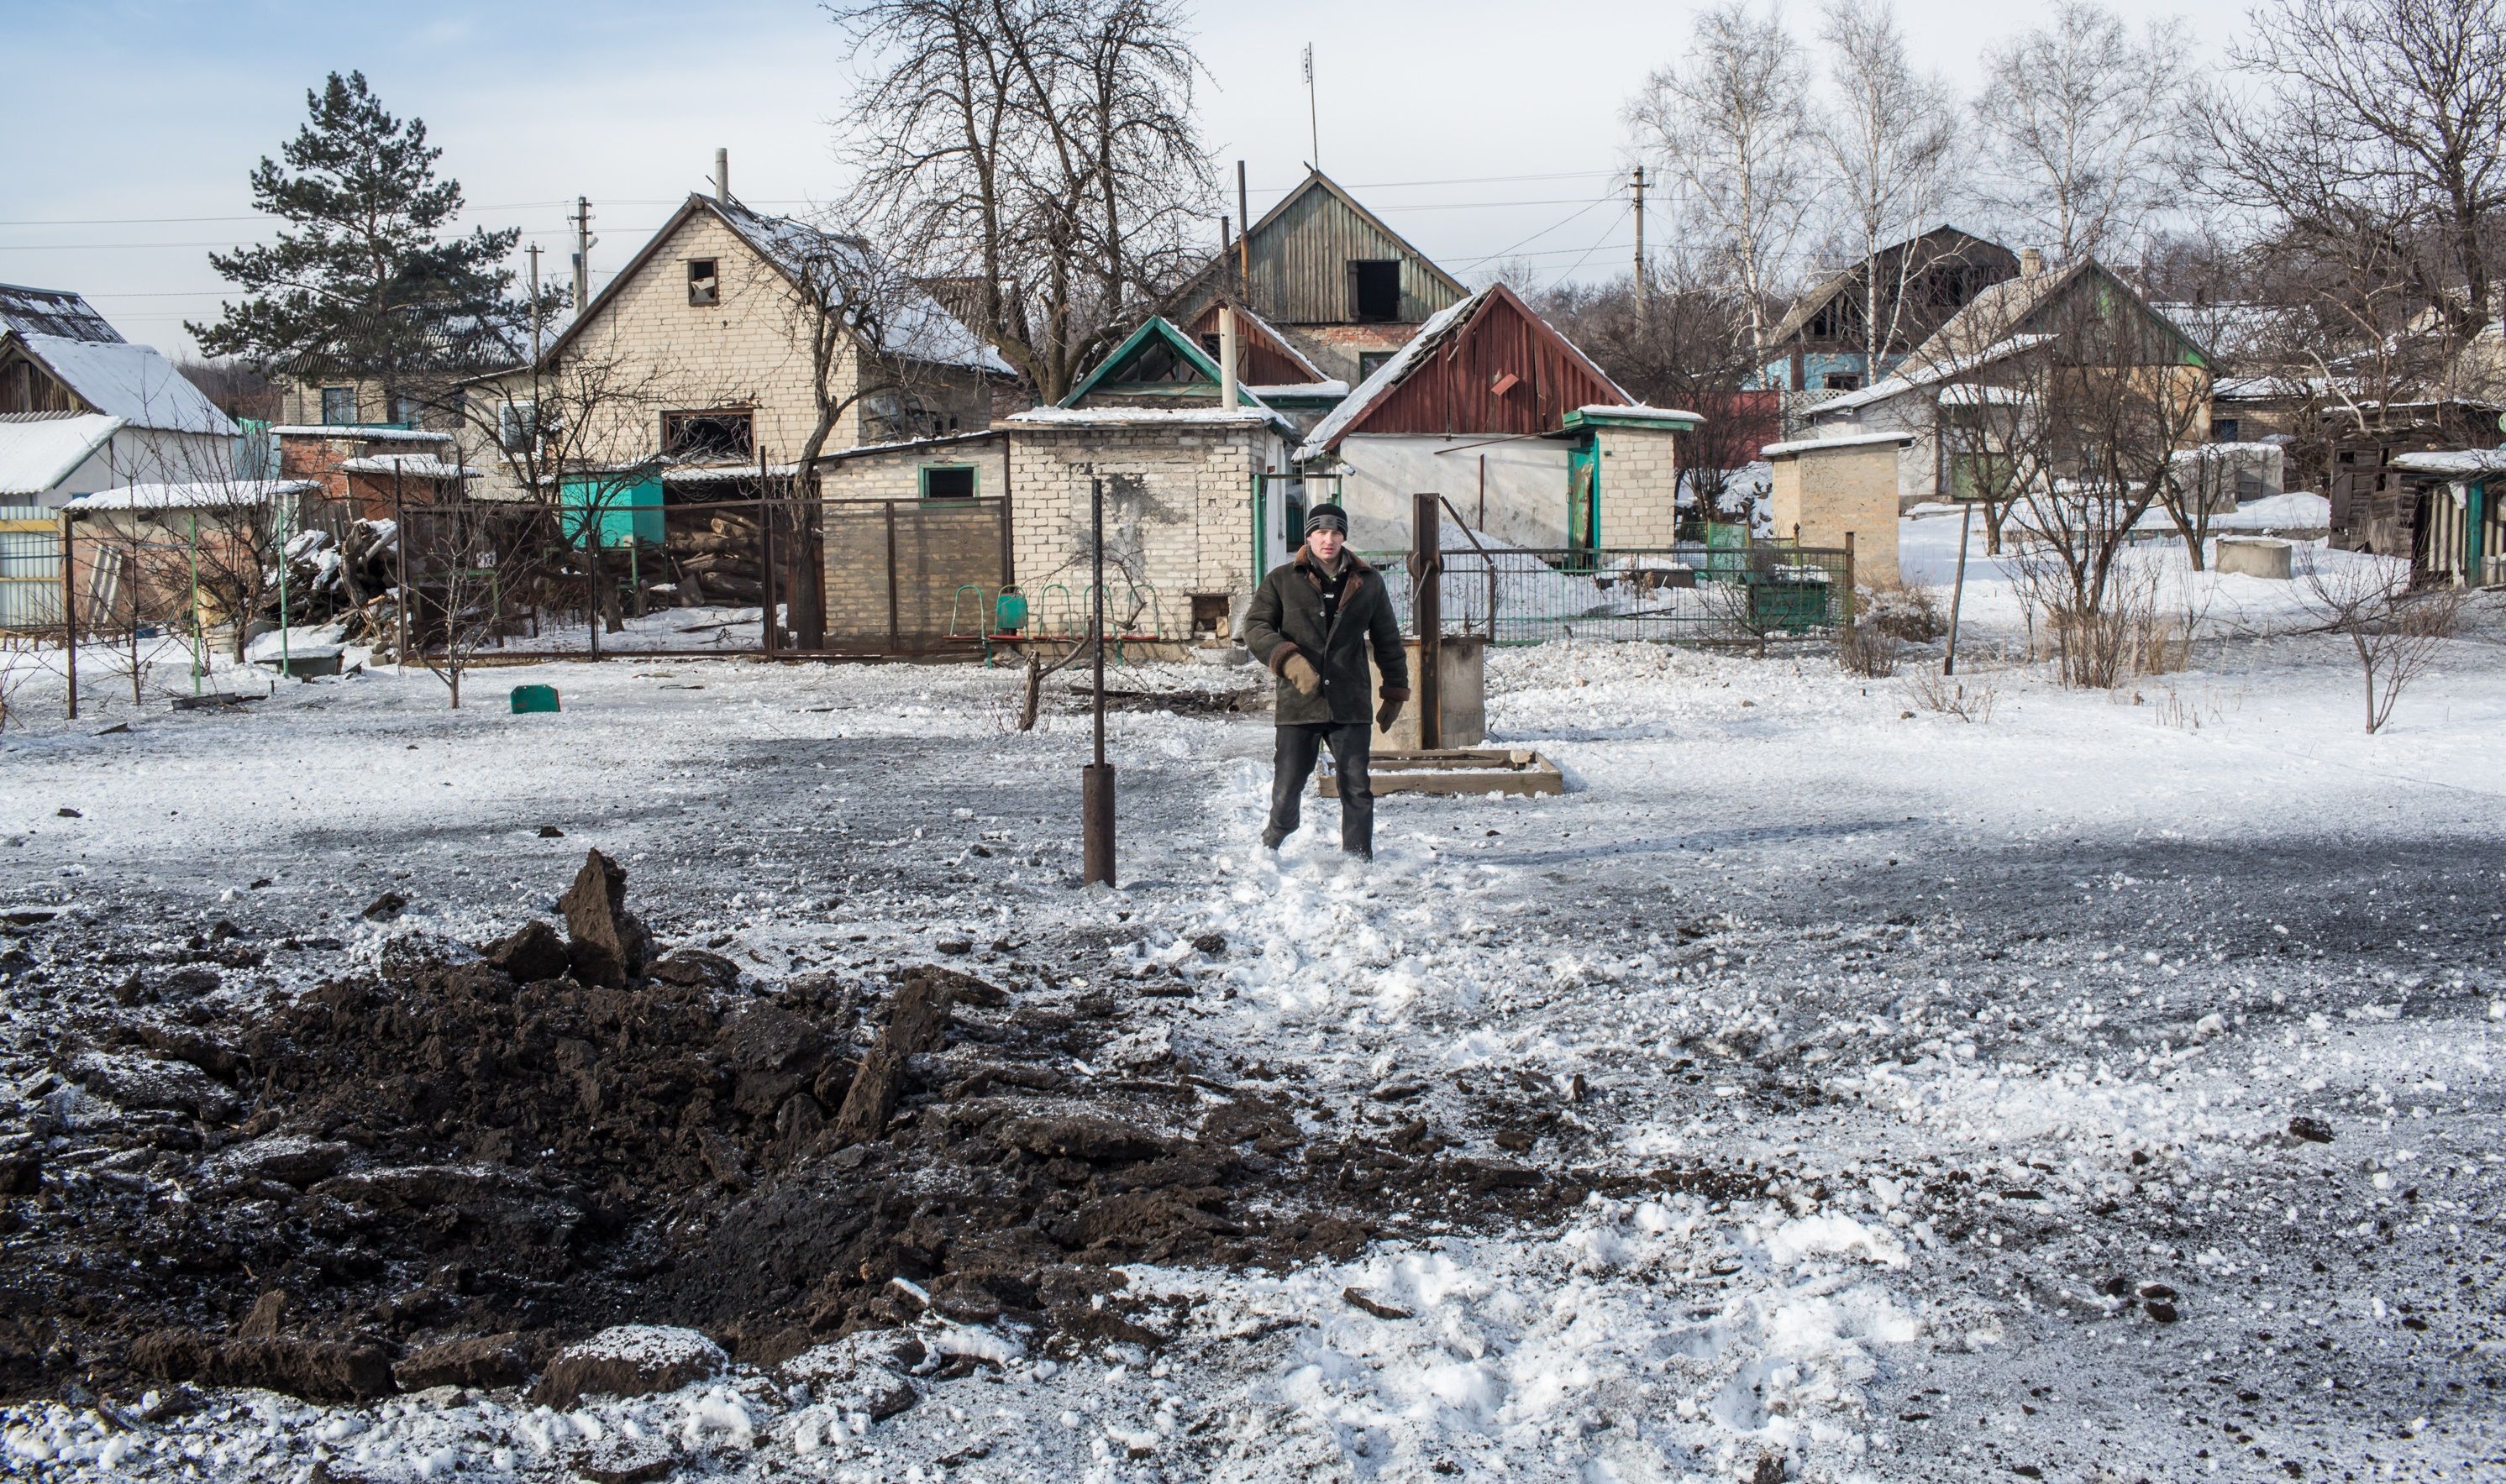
0, 412, 123, 496
1812, 334, 2055, 417
711, 200, 1012, 376
1572, 403, 1702, 423
1246, 380, 1350, 400
65, 479, 319, 512
1295, 290, 1489, 460
1006, 405, 1283, 431
338, 454, 482, 479
11, 333, 234, 435
0, 283, 123, 343
662, 461, 803, 483
2388, 448, 2506, 475
270, 424, 455, 443
1761, 430, 1918, 458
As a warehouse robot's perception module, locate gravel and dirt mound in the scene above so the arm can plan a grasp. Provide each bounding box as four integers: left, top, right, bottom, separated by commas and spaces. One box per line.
0, 855, 1621, 1404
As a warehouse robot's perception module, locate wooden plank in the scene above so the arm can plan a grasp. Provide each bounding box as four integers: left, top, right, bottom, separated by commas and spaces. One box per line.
1320, 747, 1563, 799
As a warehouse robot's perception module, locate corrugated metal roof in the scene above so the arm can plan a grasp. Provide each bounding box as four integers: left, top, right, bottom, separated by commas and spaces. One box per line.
7, 333, 234, 435
65, 479, 320, 512
0, 283, 123, 343
0, 413, 123, 496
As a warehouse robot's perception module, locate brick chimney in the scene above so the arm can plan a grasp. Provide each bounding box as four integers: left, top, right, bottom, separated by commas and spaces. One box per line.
2020, 247, 2045, 277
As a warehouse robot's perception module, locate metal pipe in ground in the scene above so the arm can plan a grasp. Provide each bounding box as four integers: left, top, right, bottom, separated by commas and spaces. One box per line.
1082, 476, 1116, 886
1412, 490, 1442, 750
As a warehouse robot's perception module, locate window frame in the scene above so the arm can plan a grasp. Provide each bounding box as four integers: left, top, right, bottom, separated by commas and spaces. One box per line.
320, 385, 357, 425
687, 258, 720, 307
660, 406, 756, 460
917, 463, 980, 501
1348, 259, 1402, 322
1357, 351, 1395, 382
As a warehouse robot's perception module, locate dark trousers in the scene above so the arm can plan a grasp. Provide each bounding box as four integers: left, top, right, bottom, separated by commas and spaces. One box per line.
1264, 722, 1374, 857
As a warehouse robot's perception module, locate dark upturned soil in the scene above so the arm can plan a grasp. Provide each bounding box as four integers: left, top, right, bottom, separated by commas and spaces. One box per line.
0, 858, 1721, 1405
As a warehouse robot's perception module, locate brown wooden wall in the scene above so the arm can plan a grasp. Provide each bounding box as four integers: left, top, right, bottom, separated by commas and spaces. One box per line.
1242, 184, 1463, 328
1349, 291, 1624, 438
1183, 306, 1319, 385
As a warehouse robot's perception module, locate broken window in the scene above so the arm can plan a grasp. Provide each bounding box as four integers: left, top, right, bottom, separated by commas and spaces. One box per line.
1821, 372, 1862, 391
1358, 351, 1395, 381
496, 401, 547, 453
662, 408, 754, 459
920, 464, 977, 500
687, 259, 719, 307
321, 385, 356, 425
865, 393, 949, 443
1349, 260, 1401, 322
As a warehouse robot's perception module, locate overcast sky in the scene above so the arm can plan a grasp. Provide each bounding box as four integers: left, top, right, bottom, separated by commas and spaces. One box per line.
0, 0, 2244, 358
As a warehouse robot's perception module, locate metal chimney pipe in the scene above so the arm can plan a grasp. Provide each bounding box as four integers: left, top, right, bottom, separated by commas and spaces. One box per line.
715, 148, 729, 205
1218, 307, 1239, 411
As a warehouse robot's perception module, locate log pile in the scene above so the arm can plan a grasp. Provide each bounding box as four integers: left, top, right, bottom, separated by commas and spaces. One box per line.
665, 511, 766, 607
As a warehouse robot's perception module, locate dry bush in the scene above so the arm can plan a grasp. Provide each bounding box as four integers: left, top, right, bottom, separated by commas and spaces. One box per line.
2304, 558, 2463, 733
1836, 621, 1903, 678
1904, 669, 1996, 721
1858, 579, 1946, 642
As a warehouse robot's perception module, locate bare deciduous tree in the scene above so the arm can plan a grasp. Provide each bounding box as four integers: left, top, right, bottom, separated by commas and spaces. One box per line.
2194, 0, 2506, 432
1628, 1, 1815, 367
2304, 553, 2464, 732
1814, 0, 1961, 375
1975, 0, 2193, 262
1956, 293, 2211, 684
828, 0, 1213, 403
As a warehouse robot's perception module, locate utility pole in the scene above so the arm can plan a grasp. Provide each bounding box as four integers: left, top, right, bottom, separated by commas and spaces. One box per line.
526, 242, 543, 362
1081, 478, 1116, 887
1303, 45, 1319, 168
570, 197, 594, 312
1631, 165, 1647, 328
1236, 160, 1252, 299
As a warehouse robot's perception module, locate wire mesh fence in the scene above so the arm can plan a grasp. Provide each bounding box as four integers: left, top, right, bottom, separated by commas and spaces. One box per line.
1357, 542, 1857, 644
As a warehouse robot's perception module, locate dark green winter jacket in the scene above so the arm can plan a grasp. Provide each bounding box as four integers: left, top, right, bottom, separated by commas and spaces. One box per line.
1242, 545, 1410, 726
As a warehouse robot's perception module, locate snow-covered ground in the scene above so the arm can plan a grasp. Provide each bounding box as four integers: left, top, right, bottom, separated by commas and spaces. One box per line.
3, 520, 2503, 1481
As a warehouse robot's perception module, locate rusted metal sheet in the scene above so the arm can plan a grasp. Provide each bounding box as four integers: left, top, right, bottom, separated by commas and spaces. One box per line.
1355, 291, 1622, 438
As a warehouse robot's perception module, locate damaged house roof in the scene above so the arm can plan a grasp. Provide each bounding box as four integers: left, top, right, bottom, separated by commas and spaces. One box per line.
0, 283, 124, 343
508, 195, 1011, 380
3, 332, 234, 436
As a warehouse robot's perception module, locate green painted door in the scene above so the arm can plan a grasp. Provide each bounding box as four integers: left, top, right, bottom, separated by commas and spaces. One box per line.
1568, 438, 1599, 550
561, 475, 665, 548
2468, 479, 2488, 585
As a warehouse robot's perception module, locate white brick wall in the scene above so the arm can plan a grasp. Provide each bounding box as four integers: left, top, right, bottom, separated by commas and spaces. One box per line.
1005, 424, 1282, 636
1595, 425, 1684, 548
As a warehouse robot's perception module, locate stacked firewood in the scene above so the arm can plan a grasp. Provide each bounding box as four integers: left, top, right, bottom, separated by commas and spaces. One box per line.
665, 511, 766, 606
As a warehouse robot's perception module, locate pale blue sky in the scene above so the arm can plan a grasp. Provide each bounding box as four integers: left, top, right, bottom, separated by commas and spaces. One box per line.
0, 0, 2241, 355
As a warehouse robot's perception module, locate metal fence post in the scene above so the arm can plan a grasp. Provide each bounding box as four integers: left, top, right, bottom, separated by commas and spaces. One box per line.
1411, 491, 1442, 749
58, 511, 76, 720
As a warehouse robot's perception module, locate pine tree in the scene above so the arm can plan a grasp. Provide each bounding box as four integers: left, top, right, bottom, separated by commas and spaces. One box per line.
188, 71, 544, 400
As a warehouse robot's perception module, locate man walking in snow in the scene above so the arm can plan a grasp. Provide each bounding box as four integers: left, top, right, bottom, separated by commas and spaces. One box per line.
1241, 503, 1409, 859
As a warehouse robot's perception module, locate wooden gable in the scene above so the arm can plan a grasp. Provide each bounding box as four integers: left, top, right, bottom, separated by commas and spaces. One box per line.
1171, 171, 1468, 329
1313, 285, 1629, 449
1180, 304, 1326, 385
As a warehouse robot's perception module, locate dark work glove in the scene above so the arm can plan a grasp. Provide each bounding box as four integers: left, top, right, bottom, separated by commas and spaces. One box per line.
1376, 695, 1403, 731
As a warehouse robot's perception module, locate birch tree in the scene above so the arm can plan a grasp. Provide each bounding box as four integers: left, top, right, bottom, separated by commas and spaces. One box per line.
1627, 2, 1815, 366
1974, 0, 2193, 262
1814, 0, 1960, 374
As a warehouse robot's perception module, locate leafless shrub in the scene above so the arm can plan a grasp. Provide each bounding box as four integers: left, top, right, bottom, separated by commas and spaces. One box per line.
1859, 579, 1945, 642
0, 640, 59, 734
1836, 620, 1902, 677
2304, 557, 2463, 732
1904, 669, 1995, 721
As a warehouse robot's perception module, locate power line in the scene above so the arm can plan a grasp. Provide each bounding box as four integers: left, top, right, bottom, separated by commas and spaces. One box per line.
1444, 190, 1621, 269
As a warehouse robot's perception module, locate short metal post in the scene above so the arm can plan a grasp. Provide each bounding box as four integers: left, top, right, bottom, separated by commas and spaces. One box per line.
1082, 477, 1116, 887
59, 511, 76, 720
1841, 528, 1857, 632
1411, 491, 1442, 749
1945, 501, 1974, 677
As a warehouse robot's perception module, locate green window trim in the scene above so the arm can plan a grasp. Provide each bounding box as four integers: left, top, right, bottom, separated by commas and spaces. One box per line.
918, 463, 980, 500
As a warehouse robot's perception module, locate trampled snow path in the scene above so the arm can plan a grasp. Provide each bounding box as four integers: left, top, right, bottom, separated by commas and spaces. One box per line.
3, 560, 2503, 1481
